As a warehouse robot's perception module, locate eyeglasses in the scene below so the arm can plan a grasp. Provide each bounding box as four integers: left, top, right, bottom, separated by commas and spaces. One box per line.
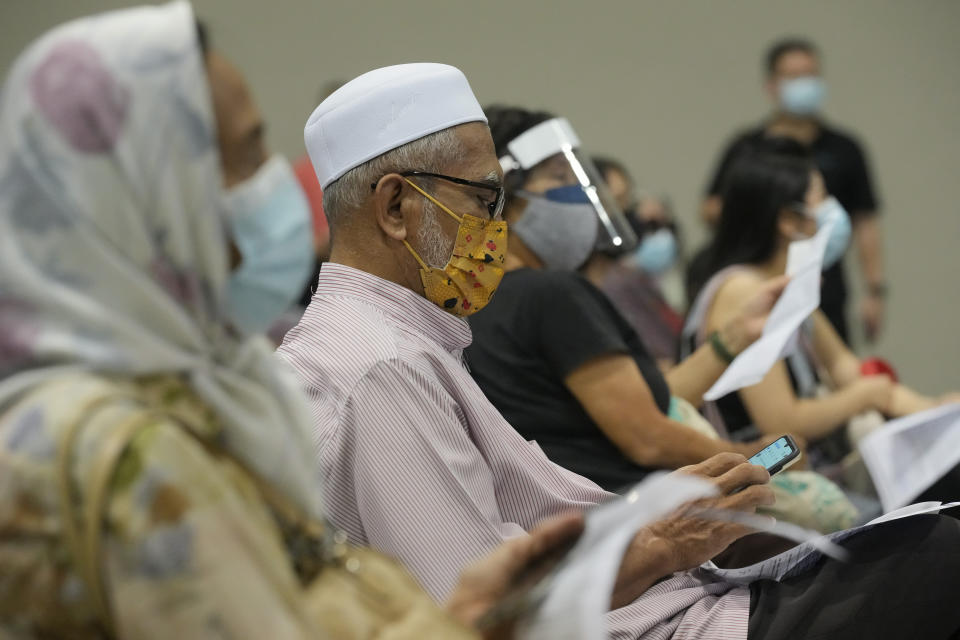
371, 170, 505, 219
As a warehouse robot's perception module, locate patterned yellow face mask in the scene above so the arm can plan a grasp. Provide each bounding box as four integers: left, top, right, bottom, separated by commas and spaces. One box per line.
402, 178, 507, 317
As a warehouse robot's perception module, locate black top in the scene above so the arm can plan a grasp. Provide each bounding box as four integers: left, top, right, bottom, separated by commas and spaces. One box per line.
705, 122, 880, 343
466, 268, 671, 492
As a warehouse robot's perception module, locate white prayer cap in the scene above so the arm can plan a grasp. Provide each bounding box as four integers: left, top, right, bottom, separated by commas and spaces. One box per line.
304, 63, 487, 189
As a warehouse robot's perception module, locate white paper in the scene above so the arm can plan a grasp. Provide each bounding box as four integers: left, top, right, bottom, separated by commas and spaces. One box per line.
703, 222, 832, 401
858, 403, 960, 511
868, 500, 960, 524
520, 473, 716, 640
700, 500, 960, 585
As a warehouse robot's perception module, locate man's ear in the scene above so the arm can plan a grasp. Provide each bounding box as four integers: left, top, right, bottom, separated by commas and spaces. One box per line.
372, 174, 412, 242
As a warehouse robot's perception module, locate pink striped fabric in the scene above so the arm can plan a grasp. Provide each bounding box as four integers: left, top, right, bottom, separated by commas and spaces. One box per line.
277, 263, 749, 639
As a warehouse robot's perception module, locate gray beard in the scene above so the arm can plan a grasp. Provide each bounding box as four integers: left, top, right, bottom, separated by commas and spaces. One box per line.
415, 200, 455, 269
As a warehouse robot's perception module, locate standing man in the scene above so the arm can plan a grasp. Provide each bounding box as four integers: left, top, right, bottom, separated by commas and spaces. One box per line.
701, 38, 885, 344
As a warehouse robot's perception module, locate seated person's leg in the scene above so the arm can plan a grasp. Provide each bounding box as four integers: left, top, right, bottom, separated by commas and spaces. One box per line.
748, 515, 960, 639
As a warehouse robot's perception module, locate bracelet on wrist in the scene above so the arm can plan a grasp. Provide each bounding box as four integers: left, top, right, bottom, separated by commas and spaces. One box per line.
867, 283, 889, 298
709, 330, 737, 364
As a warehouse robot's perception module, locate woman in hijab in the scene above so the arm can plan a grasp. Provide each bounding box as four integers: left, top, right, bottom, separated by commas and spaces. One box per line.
0, 4, 579, 637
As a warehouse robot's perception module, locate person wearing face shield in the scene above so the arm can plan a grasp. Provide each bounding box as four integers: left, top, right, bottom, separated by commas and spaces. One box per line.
466, 109, 861, 532
700, 38, 887, 346
588, 156, 684, 370
685, 150, 960, 502
0, 8, 594, 638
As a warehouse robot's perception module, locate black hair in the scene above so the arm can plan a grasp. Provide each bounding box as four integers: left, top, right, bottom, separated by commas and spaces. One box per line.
484, 105, 555, 194
195, 19, 210, 57
692, 151, 813, 298
592, 155, 632, 186
765, 37, 818, 75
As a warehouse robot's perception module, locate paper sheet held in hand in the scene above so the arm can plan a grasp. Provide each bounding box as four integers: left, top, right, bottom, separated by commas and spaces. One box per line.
703, 221, 833, 402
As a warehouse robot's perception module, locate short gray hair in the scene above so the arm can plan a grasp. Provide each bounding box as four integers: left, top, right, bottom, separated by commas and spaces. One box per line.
323, 127, 466, 229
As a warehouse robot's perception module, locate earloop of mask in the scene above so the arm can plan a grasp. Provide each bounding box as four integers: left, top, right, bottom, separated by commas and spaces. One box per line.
403, 178, 463, 224
402, 239, 432, 271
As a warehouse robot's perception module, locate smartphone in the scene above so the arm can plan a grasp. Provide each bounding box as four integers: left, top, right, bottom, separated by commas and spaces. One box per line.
749, 435, 802, 475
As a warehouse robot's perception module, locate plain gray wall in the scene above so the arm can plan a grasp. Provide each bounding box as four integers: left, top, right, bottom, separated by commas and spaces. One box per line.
2, 0, 958, 393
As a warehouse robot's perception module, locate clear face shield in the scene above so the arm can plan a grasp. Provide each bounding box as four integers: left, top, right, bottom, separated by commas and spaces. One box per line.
499, 117, 638, 254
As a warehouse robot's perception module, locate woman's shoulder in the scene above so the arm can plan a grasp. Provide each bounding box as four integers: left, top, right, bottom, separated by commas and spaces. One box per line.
706, 268, 768, 325
715, 269, 767, 299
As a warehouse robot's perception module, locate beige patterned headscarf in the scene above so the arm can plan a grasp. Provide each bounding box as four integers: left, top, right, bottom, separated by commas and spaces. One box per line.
0, 1, 321, 518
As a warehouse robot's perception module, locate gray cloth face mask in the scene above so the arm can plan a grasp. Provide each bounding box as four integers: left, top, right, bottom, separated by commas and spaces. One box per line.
511, 193, 599, 271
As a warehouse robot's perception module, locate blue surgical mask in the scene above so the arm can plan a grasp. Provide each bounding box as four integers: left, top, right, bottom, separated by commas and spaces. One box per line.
779, 76, 826, 116
631, 228, 678, 275
223, 154, 314, 333
814, 196, 851, 269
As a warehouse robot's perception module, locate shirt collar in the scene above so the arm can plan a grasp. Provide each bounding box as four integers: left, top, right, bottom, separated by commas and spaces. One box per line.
314, 262, 473, 353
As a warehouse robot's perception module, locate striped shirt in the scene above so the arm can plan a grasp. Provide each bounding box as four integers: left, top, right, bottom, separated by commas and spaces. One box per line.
277, 263, 750, 639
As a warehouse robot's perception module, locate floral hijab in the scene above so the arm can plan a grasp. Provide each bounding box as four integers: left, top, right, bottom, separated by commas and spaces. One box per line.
0, 1, 321, 518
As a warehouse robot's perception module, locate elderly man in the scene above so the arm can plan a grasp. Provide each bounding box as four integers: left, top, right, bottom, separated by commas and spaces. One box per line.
279, 63, 960, 639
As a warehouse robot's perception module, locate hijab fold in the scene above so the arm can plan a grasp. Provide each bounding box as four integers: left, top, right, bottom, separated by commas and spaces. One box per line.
0, 1, 322, 518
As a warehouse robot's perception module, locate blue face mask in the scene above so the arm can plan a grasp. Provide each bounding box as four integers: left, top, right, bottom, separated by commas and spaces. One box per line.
814, 196, 852, 269
543, 184, 589, 204
779, 76, 826, 116
630, 228, 678, 275
223, 155, 314, 333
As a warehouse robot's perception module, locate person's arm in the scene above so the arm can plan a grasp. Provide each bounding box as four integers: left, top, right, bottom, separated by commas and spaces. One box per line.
707, 275, 892, 440
666, 275, 789, 407
613, 453, 775, 607
664, 342, 730, 406
738, 360, 892, 439
810, 309, 940, 417
699, 134, 747, 226
854, 215, 884, 293
342, 361, 532, 601
565, 353, 750, 468
854, 214, 886, 342
847, 138, 885, 343
810, 309, 862, 386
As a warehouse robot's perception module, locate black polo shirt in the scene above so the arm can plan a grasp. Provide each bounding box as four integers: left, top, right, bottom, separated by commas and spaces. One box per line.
705, 122, 880, 342
465, 268, 671, 492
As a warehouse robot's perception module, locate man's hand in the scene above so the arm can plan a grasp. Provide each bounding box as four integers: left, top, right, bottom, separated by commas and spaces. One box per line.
611, 454, 775, 608
861, 293, 885, 343
446, 512, 584, 639
655, 454, 775, 572
720, 276, 790, 354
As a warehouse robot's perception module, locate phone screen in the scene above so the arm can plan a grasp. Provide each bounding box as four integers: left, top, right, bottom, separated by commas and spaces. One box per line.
749, 436, 798, 473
